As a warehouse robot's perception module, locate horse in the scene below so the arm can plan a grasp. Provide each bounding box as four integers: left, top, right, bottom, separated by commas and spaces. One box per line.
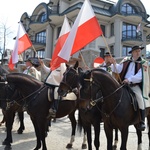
0, 72, 87, 150
78, 67, 150, 150
0, 65, 25, 134
58, 62, 119, 150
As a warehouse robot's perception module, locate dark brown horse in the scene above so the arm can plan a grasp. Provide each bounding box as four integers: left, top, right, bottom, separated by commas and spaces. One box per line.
58, 62, 119, 150
78, 67, 150, 150
0, 71, 87, 150
0, 66, 25, 134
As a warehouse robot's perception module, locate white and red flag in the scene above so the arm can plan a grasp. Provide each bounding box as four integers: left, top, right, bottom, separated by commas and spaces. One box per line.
8, 22, 32, 70
136, 23, 141, 33
50, 15, 71, 70
52, 0, 103, 70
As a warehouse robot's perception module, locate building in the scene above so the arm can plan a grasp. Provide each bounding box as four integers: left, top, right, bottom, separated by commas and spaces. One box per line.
20, 0, 150, 68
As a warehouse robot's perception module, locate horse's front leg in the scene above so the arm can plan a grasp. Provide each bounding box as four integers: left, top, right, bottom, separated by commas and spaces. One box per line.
104, 123, 113, 150
66, 111, 77, 148
2, 111, 15, 146
120, 127, 129, 150
93, 123, 100, 150
30, 116, 42, 150
17, 111, 25, 134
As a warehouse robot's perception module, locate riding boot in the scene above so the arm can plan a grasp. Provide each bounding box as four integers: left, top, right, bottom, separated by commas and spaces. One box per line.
47, 99, 59, 119
138, 109, 146, 131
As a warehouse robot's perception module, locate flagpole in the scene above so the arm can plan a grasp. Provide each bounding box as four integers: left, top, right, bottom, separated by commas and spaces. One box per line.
79, 51, 90, 69
101, 34, 122, 83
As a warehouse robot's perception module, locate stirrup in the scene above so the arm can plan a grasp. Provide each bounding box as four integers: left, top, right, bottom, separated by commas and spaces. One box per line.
47, 109, 56, 119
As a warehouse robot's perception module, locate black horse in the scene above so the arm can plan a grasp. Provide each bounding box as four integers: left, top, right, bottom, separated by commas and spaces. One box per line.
0, 66, 25, 134
0, 72, 87, 150
58, 62, 119, 150
78, 67, 150, 150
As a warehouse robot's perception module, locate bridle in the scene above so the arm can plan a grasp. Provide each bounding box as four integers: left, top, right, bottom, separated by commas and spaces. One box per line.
82, 70, 125, 117
60, 67, 79, 93
0, 75, 47, 109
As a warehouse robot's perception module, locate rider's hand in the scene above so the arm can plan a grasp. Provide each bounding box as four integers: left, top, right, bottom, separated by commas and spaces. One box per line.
122, 79, 129, 84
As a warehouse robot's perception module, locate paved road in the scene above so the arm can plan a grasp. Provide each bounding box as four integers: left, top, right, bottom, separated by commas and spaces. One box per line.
0, 111, 149, 150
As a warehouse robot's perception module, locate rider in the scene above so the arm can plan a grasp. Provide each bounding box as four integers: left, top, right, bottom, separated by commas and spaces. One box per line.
98, 52, 115, 73
23, 57, 41, 81
40, 59, 66, 118
110, 45, 150, 131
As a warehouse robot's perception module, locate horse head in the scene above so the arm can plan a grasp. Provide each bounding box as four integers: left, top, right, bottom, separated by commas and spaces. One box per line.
58, 61, 81, 97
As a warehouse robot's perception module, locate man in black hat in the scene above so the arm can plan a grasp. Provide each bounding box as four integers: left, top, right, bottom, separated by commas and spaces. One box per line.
110, 45, 150, 131
98, 52, 115, 73
23, 57, 41, 81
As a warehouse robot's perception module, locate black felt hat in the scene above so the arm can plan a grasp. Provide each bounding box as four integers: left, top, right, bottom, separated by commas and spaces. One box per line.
25, 57, 40, 67
104, 52, 115, 57
129, 46, 144, 54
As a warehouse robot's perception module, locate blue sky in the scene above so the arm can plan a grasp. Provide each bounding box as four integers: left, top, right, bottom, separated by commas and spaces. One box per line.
0, 0, 149, 50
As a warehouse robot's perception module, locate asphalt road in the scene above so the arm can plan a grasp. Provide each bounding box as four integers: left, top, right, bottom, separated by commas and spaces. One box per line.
0, 111, 149, 150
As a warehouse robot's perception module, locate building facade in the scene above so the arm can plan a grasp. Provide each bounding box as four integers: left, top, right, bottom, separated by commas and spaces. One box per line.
20, 0, 150, 68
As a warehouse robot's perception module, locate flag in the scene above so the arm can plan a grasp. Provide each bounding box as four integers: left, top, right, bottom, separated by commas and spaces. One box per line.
54, 0, 103, 68
50, 15, 71, 70
136, 23, 141, 33
8, 22, 32, 70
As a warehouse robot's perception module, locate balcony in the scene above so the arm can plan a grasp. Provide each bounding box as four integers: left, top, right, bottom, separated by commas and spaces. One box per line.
122, 30, 143, 45
29, 14, 50, 31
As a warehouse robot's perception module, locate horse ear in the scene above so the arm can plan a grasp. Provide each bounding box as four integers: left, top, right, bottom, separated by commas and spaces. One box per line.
74, 61, 79, 69
66, 63, 69, 68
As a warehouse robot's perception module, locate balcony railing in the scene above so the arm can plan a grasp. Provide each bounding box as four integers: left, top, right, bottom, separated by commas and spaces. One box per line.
122, 30, 142, 41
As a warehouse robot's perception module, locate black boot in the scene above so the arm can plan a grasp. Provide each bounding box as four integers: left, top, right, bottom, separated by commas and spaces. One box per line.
138, 109, 146, 131
47, 99, 59, 119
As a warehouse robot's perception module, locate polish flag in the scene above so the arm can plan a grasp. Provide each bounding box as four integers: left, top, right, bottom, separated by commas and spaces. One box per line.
54, 0, 103, 68
8, 22, 32, 70
50, 15, 71, 70
136, 23, 141, 33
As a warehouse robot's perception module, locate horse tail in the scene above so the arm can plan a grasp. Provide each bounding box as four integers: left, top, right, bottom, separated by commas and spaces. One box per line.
77, 110, 84, 134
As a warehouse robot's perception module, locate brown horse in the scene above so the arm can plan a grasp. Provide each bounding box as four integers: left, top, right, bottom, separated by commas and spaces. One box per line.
78, 67, 150, 150
0, 71, 87, 150
58, 62, 119, 150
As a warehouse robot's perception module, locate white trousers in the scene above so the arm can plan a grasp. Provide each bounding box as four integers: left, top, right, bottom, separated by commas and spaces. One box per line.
130, 85, 145, 110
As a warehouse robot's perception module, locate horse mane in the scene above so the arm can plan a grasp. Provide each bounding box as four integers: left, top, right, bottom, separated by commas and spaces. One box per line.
7, 73, 43, 87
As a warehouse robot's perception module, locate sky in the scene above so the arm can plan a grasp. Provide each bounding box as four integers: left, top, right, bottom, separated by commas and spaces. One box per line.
0, 0, 149, 51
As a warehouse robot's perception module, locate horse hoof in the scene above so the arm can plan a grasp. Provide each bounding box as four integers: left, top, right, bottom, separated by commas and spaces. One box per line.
82, 144, 87, 149
2, 141, 11, 146
113, 145, 117, 150
66, 143, 72, 149
4, 145, 12, 150
17, 130, 23, 134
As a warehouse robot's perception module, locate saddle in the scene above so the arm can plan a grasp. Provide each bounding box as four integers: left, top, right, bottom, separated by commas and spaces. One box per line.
124, 84, 138, 111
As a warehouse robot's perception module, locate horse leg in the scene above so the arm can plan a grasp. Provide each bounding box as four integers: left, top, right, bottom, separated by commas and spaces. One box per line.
134, 124, 142, 150
2, 110, 15, 147
85, 125, 92, 150
93, 123, 100, 150
17, 111, 25, 134
119, 127, 128, 150
66, 112, 76, 148
113, 128, 119, 149
30, 117, 42, 150
147, 115, 150, 150
82, 129, 87, 149
104, 123, 113, 150
0, 109, 6, 126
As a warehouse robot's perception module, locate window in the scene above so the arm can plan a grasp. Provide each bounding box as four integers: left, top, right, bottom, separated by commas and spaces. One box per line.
37, 49, 45, 59
121, 3, 136, 15
110, 23, 114, 36
38, 12, 47, 23
35, 31, 46, 44
122, 46, 131, 56
101, 25, 105, 36
122, 23, 141, 40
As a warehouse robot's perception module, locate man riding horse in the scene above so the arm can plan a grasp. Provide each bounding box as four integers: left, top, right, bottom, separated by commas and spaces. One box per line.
40, 59, 66, 118
110, 45, 150, 131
